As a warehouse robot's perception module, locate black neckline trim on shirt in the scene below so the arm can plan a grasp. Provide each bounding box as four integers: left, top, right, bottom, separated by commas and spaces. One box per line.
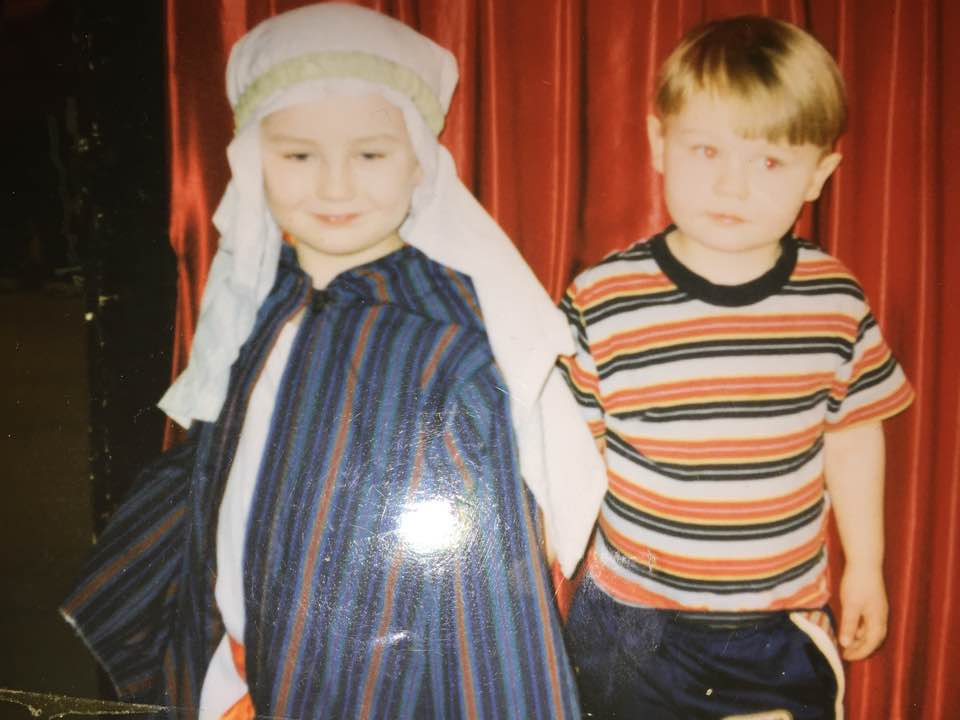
649, 226, 798, 307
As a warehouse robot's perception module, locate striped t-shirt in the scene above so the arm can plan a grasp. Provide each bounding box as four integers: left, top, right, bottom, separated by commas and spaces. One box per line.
558, 228, 913, 612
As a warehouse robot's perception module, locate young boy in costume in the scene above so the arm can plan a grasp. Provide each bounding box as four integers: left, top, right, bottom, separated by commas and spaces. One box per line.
61, 4, 606, 718
559, 16, 913, 719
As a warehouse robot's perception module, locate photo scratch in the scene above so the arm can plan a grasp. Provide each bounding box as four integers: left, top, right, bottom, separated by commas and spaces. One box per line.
0, 689, 164, 719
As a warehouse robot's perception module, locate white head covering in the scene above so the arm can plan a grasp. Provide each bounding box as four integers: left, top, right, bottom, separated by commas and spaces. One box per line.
158, 2, 604, 577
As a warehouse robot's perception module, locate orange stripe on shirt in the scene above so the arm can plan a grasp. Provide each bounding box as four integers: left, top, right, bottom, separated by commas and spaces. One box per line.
791, 258, 849, 279
590, 551, 830, 610
598, 516, 826, 579
519, 488, 566, 719
453, 563, 479, 720
830, 382, 915, 429
607, 471, 824, 524
559, 355, 603, 396
591, 314, 860, 363
358, 555, 403, 719
850, 342, 895, 381
420, 325, 458, 388
606, 373, 835, 412
576, 272, 675, 307
62, 505, 186, 615
620, 423, 822, 463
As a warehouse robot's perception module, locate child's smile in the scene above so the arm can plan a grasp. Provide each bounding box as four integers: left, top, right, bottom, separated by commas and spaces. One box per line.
310, 212, 360, 226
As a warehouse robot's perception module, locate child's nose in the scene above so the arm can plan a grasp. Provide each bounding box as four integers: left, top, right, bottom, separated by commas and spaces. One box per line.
315, 160, 354, 200
713, 159, 749, 200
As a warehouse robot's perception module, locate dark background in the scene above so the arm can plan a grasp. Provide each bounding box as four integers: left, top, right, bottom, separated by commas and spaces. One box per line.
0, 0, 173, 708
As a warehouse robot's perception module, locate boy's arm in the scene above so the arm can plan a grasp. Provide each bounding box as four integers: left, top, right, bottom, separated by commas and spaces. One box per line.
823, 420, 887, 661
547, 290, 608, 571
556, 290, 608, 453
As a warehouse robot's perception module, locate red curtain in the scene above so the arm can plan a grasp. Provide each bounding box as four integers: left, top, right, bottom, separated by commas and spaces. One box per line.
165, 1, 957, 716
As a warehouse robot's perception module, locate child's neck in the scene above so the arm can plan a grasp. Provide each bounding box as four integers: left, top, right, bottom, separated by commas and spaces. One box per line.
665, 229, 782, 286
295, 233, 405, 289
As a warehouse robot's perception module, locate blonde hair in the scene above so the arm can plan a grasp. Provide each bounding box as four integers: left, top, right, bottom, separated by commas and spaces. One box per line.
654, 16, 846, 148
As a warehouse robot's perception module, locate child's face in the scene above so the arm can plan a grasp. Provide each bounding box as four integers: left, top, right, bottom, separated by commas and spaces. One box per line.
261, 94, 422, 276
647, 91, 840, 270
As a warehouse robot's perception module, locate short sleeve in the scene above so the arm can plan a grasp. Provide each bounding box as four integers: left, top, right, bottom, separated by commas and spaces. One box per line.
826, 305, 914, 430
556, 284, 607, 450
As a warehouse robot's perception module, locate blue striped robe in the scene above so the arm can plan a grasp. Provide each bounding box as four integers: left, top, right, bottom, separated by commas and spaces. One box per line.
62, 245, 580, 719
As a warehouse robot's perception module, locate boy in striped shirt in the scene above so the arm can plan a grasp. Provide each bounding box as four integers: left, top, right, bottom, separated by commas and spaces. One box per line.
558, 16, 913, 719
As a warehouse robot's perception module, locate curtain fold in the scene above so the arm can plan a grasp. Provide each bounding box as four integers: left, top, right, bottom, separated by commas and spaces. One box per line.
164, 1, 956, 716
825, 2, 947, 716
927, 6, 960, 717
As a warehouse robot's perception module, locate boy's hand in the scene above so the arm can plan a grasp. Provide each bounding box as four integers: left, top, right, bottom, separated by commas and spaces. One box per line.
838, 564, 888, 661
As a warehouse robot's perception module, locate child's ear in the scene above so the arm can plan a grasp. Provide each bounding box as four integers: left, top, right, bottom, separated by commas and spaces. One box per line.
647, 114, 665, 174
804, 151, 842, 201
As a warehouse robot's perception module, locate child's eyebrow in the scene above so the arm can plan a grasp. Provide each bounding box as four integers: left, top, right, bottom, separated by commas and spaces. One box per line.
261, 131, 319, 145
673, 125, 715, 136
350, 133, 405, 145
668, 126, 716, 141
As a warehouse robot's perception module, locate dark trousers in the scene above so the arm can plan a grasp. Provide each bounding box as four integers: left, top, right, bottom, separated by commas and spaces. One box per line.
564, 575, 841, 719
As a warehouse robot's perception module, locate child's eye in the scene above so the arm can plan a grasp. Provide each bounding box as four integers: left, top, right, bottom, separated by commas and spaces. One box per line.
693, 145, 718, 159
283, 152, 311, 162
763, 156, 783, 169
358, 151, 386, 161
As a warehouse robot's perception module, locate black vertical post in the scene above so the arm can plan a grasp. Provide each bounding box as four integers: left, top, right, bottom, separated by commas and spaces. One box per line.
70, 0, 175, 532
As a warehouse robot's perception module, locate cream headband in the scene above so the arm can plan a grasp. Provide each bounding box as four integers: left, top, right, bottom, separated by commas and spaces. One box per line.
232, 51, 445, 133
158, 2, 606, 577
